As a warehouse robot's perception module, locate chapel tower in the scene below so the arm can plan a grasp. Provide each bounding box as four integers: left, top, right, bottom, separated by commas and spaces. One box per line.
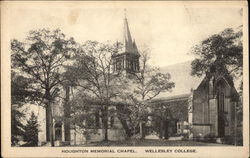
112, 10, 140, 74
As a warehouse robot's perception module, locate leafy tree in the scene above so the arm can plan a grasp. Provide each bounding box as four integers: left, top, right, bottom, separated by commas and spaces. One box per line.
149, 99, 189, 139
11, 72, 41, 146
23, 112, 39, 146
64, 40, 125, 141
191, 27, 243, 79
123, 47, 175, 139
11, 28, 76, 146
66, 91, 100, 144
11, 72, 42, 105
11, 105, 25, 146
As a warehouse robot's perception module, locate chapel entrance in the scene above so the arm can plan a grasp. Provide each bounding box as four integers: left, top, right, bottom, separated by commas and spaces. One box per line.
163, 120, 169, 139
55, 122, 62, 141
217, 92, 225, 137
160, 119, 178, 139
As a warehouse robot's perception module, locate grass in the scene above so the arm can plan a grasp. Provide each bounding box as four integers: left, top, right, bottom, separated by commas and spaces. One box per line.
77, 139, 228, 146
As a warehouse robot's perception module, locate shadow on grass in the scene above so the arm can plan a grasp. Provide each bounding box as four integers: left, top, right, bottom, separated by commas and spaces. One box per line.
77, 139, 229, 147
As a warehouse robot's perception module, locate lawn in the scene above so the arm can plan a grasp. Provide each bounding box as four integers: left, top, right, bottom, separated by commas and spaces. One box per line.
79, 139, 228, 146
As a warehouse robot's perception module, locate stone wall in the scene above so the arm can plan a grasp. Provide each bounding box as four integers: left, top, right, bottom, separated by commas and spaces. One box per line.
191, 76, 238, 138
38, 103, 126, 146
69, 128, 126, 145
37, 106, 47, 145
192, 125, 211, 138
70, 129, 87, 145
192, 82, 210, 125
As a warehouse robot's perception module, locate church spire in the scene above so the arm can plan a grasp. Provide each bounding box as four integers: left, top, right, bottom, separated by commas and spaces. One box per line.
124, 8, 127, 19
111, 9, 140, 74
122, 9, 138, 54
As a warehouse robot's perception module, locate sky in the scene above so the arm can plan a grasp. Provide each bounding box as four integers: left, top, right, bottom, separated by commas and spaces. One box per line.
3, 1, 243, 67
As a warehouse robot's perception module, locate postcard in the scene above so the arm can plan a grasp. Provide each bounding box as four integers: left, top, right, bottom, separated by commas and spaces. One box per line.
1, 1, 249, 157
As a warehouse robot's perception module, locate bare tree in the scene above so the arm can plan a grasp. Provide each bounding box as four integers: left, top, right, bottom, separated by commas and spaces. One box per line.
124, 46, 175, 139
65, 40, 125, 141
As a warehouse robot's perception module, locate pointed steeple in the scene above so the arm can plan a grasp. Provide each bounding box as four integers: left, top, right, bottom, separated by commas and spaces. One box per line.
133, 39, 138, 53
122, 9, 139, 54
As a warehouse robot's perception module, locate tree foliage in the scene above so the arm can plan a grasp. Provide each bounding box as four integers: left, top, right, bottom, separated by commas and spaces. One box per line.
120, 47, 175, 138
11, 29, 76, 102
11, 72, 41, 146
11, 104, 25, 146
23, 112, 39, 146
191, 27, 243, 78
64, 40, 125, 141
67, 91, 101, 143
11, 28, 77, 146
65, 41, 125, 101
11, 72, 42, 105
129, 47, 175, 101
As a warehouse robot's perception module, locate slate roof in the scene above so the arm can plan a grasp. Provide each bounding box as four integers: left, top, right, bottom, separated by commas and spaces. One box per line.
151, 93, 190, 104
155, 60, 242, 100
156, 61, 203, 98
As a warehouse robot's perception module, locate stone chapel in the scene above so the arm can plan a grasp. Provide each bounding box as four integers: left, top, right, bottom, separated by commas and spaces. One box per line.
37, 12, 241, 146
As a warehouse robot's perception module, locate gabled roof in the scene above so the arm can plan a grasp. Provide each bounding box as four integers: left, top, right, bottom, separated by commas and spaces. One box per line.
150, 93, 190, 104
155, 60, 241, 100
156, 61, 203, 98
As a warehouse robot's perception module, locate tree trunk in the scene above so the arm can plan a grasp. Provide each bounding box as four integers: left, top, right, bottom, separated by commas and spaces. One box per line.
117, 117, 132, 139
115, 105, 132, 138
46, 107, 50, 142
45, 89, 55, 146
48, 102, 55, 146
139, 121, 145, 139
159, 119, 164, 139
64, 85, 71, 142
164, 120, 169, 140
102, 105, 108, 141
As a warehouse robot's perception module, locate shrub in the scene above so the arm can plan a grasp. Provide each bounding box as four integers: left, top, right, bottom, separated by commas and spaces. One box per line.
23, 112, 39, 146
203, 133, 216, 143
194, 133, 203, 142
224, 135, 243, 146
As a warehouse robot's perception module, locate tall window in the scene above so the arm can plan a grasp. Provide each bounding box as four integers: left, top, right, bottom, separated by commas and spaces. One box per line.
217, 91, 225, 136
86, 110, 100, 129
218, 92, 224, 113
86, 114, 95, 128
128, 60, 131, 70
110, 116, 114, 128
135, 62, 139, 71
95, 111, 100, 128
116, 59, 123, 71
55, 122, 62, 141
